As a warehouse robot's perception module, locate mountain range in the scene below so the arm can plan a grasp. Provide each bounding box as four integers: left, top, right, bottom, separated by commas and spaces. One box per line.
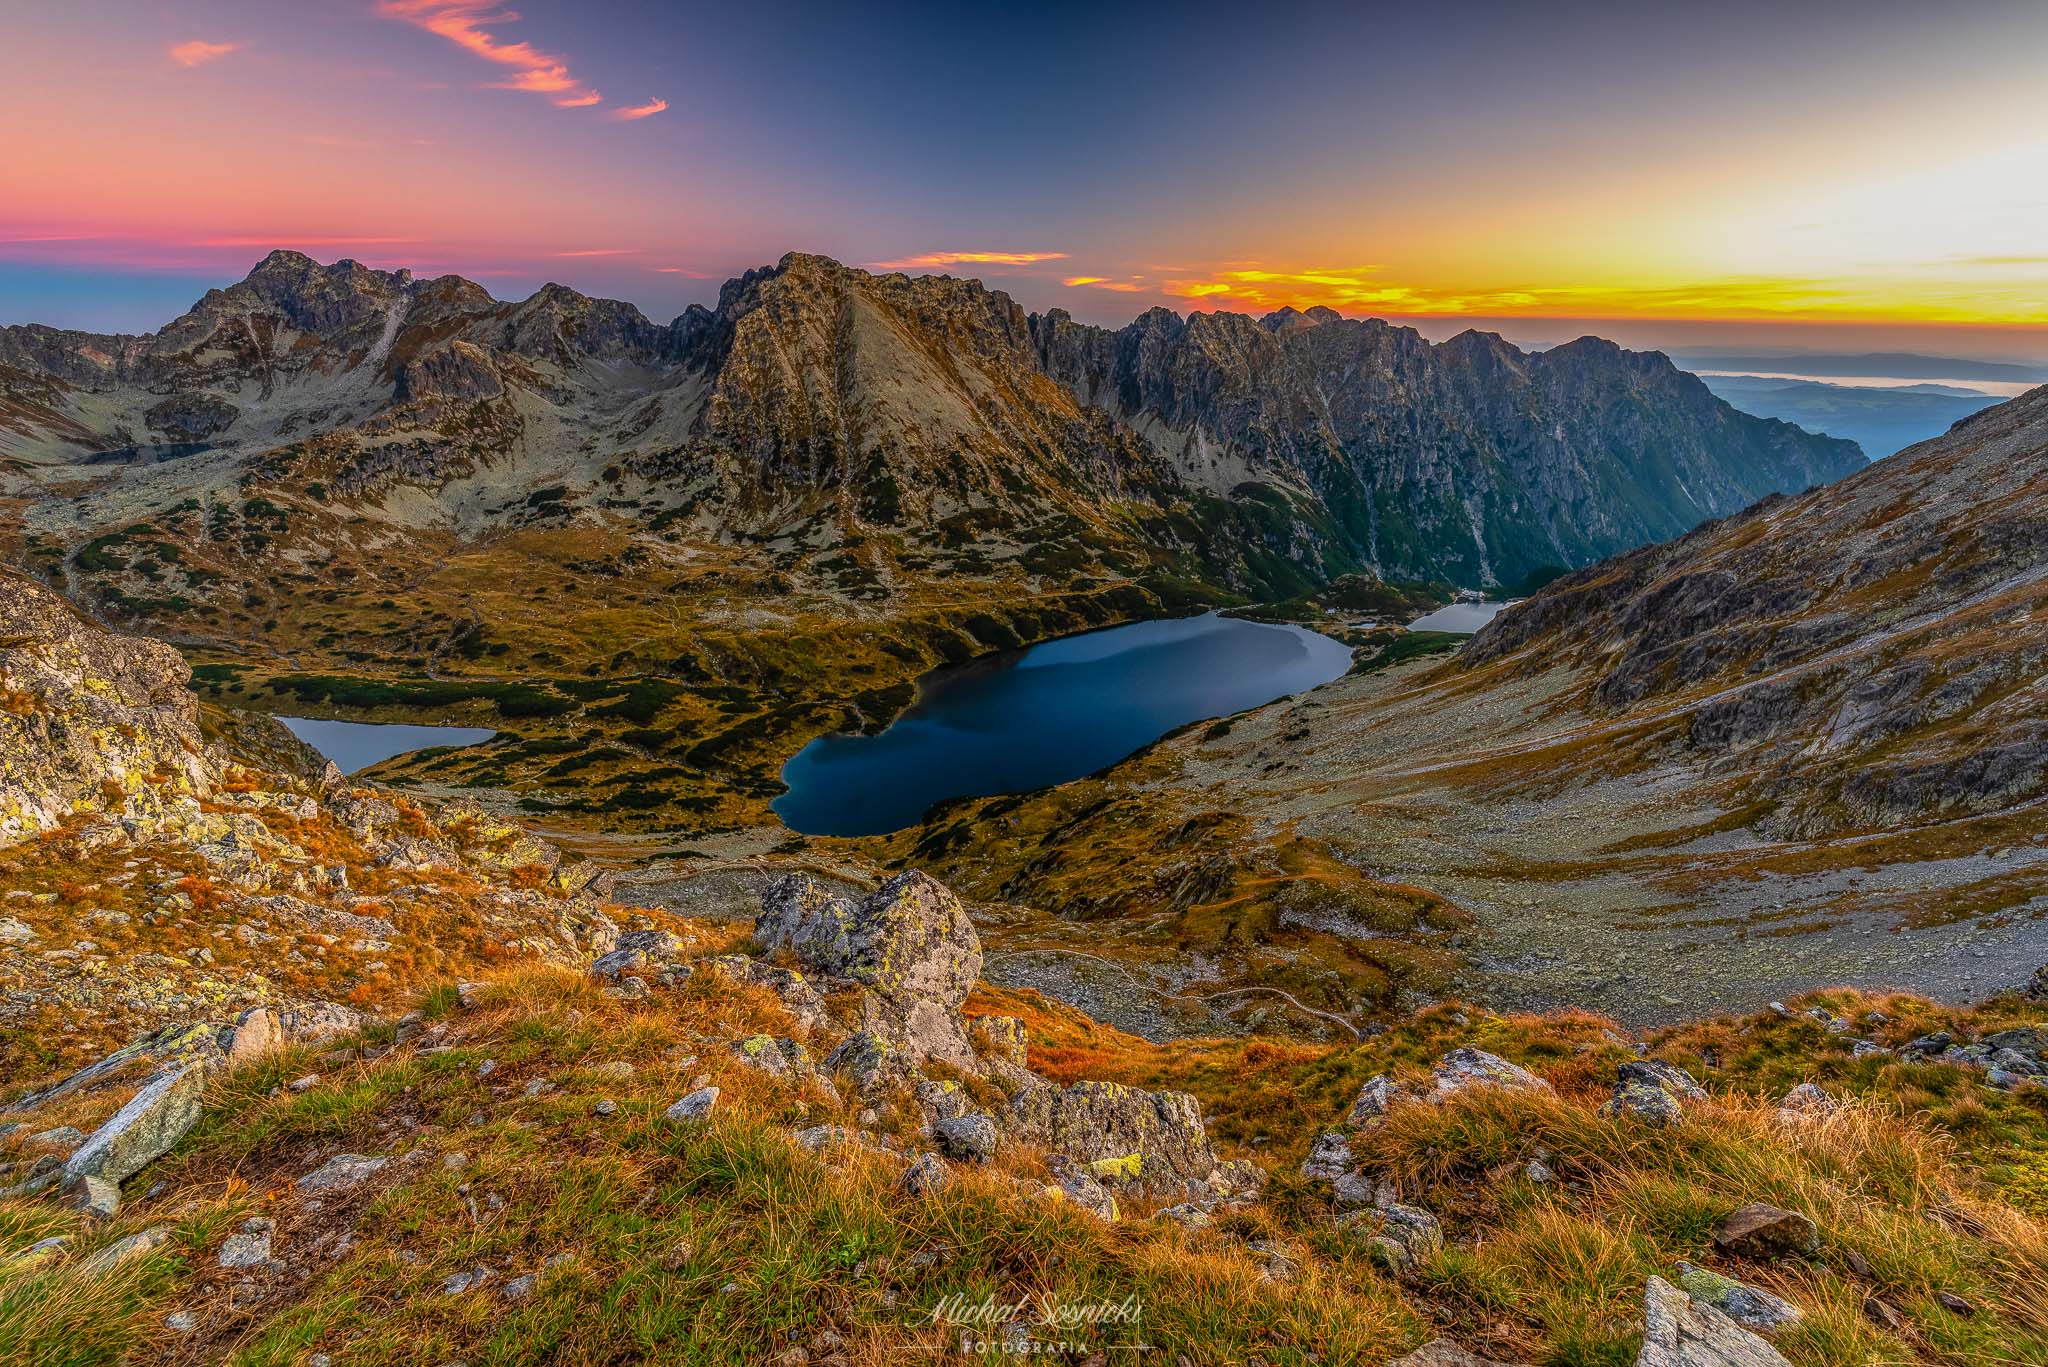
1, 250, 1860, 598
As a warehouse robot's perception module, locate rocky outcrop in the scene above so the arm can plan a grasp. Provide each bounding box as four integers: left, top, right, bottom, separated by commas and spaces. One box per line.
0, 568, 214, 845
736, 869, 1229, 1200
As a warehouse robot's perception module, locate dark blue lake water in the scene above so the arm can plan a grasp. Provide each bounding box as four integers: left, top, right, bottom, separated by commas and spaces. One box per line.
277, 716, 498, 774
772, 612, 1355, 836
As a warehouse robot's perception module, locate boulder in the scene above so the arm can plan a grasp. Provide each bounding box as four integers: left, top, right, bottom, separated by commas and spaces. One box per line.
762, 870, 981, 1007
1604, 1060, 1706, 1127
2026, 963, 2048, 1002
1712, 1204, 1819, 1260
1673, 1262, 1803, 1332
1637, 1275, 1792, 1367
1005, 1078, 1216, 1193
62, 1062, 207, 1189
590, 929, 684, 980
755, 871, 982, 1070
933, 1113, 1000, 1163
224, 1007, 283, 1068
1428, 1048, 1553, 1101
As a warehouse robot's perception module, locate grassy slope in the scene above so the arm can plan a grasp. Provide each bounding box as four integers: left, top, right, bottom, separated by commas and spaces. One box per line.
5, 949, 2044, 1366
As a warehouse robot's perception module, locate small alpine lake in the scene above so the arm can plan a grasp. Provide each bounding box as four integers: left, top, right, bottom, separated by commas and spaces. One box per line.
772, 611, 1355, 837
277, 716, 499, 775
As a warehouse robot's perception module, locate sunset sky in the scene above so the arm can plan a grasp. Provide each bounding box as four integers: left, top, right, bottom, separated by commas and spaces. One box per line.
3, 1, 2045, 358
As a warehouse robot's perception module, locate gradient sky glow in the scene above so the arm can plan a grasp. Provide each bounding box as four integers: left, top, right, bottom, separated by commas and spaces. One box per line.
4, 0, 2046, 358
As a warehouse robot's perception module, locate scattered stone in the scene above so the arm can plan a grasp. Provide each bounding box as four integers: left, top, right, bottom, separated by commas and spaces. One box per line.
1389, 1341, 1531, 1367
224, 1007, 284, 1068
1712, 1204, 1819, 1260
82, 1224, 175, 1272
1772, 1084, 1838, 1124
1525, 1158, 1556, 1184
1347, 1073, 1405, 1126
593, 1099, 618, 1117
728, 1034, 812, 1079
288, 1075, 319, 1092
62, 1062, 207, 1189
1637, 1275, 1792, 1367
1044, 1156, 1119, 1221
1362, 1202, 1443, 1271
899, 1152, 951, 1198
27, 1125, 86, 1151
1157, 1203, 1213, 1230
1673, 1262, 1803, 1332
443, 1265, 493, 1295
9, 1236, 69, 1266
295, 1152, 389, 1193
164, 1310, 197, 1333
66, 1174, 121, 1220
1604, 1060, 1706, 1127
1934, 1291, 1975, 1316
1428, 1048, 1553, 1101
1301, 1130, 1354, 1182
218, 1218, 274, 1269
665, 1086, 719, 1124
933, 1113, 999, 1163
1862, 1296, 1906, 1332
502, 1273, 536, 1300
0, 916, 35, 943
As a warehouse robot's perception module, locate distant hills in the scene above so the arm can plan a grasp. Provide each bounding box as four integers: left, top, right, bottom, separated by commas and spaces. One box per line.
1669, 348, 2048, 384
1696, 373, 2002, 459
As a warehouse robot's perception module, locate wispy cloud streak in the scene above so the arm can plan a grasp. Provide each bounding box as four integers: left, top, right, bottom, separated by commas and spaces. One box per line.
169, 40, 242, 68
376, 1, 602, 109
608, 97, 668, 121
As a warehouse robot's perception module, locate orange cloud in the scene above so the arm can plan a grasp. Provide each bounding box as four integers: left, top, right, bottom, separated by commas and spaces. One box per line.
1155, 263, 2048, 324
1063, 275, 1144, 292
650, 266, 716, 277
609, 97, 669, 121
169, 39, 242, 68
868, 250, 1069, 271
376, 1, 601, 109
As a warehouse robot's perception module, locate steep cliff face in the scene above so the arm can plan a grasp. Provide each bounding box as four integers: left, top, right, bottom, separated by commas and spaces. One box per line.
1467, 384, 2048, 832
1031, 308, 1864, 586
0, 568, 214, 844
3, 251, 1860, 598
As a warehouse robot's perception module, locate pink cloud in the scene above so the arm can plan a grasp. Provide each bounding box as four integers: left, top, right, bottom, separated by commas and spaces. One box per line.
553, 248, 634, 257
376, 1, 602, 109
169, 39, 243, 68
608, 97, 668, 121
650, 266, 716, 278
